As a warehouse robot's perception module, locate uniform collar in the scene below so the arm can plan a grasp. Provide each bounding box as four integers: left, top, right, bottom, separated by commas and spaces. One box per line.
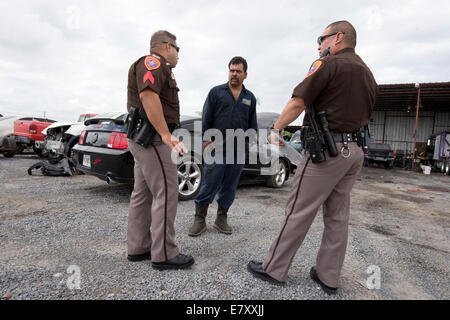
334, 47, 355, 56
150, 51, 172, 68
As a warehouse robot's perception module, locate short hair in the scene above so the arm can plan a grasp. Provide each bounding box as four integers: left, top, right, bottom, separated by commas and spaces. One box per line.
228, 56, 248, 72
150, 30, 177, 49
326, 20, 357, 48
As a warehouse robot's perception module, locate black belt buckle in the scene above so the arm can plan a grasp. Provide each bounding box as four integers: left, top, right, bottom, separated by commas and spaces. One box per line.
332, 132, 356, 143
343, 133, 354, 143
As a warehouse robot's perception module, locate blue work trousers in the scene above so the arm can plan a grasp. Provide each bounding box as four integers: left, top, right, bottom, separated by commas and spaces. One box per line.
195, 161, 244, 210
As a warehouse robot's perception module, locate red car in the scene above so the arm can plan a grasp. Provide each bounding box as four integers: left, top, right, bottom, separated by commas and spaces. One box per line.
13, 117, 56, 155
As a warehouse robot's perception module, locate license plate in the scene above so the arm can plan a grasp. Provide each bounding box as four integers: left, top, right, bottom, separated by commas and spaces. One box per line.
82, 154, 91, 168
375, 157, 385, 161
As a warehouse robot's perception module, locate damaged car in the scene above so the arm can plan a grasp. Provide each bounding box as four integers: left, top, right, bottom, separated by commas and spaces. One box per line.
41, 113, 98, 163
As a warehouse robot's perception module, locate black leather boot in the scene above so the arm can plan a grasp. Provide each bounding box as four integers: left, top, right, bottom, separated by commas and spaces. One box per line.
213, 206, 232, 234
188, 203, 209, 237
152, 253, 195, 270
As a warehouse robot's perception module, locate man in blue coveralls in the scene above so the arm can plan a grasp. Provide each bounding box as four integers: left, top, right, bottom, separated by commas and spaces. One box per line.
188, 56, 258, 237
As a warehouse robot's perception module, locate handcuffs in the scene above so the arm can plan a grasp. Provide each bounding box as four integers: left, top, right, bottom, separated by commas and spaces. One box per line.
341, 133, 352, 158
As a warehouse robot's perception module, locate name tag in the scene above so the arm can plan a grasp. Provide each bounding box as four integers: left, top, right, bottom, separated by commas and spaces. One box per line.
242, 98, 251, 106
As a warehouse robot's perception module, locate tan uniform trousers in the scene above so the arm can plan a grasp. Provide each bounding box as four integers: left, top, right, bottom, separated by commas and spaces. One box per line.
127, 137, 179, 262
263, 142, 364, 287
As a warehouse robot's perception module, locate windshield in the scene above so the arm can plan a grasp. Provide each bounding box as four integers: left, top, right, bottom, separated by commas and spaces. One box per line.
90, 112, 126, 120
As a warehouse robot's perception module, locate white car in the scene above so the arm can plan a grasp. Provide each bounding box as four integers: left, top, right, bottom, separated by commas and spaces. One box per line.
41, 113, 98, 163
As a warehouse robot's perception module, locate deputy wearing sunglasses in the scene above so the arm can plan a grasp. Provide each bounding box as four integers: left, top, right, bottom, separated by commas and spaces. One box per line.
248, 21, 378, 295
126, 30, 194, 270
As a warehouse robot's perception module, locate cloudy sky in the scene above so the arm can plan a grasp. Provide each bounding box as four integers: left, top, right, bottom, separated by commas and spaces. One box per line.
0, 0, 449, 124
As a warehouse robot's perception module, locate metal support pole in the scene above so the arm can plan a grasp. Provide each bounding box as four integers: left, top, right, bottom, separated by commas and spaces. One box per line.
412, 85, 421, 170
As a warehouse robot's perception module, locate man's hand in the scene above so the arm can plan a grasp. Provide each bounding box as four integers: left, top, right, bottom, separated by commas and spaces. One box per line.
162, 133, 188, 155
202, 140, 213, 149
269, 130, 285, 146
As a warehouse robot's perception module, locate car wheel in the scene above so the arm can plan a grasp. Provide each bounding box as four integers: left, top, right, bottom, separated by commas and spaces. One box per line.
178, 156, 203, 201
33, 146, 44, 157
266, 159, 287, 188
48, 154, 62, 164
67, 139, 83, 175
445, 161, 449, 176
65, 138, 78, 158
3, 151, 15, 158
441, 162, 446, 173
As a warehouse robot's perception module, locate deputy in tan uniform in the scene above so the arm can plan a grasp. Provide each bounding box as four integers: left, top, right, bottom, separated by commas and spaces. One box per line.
126, 30, 194, 270
247, 21, 378, 294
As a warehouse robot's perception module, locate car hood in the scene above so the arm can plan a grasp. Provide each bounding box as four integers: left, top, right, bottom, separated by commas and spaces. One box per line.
42, 121, 85, 136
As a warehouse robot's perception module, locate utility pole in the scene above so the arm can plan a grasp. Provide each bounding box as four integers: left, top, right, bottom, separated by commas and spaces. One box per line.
412, 83, 421, 170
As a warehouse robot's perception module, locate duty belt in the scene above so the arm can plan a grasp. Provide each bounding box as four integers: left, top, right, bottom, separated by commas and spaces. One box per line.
331, 132, 358, 143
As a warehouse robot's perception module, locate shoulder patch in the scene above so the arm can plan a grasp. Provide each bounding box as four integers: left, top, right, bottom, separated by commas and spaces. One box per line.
305, 60, 323, 79
144, 56, 161, 71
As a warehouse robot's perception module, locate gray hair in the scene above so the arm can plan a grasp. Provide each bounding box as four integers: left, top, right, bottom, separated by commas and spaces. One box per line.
326, 21, 357, 48
150, 30, 177, 49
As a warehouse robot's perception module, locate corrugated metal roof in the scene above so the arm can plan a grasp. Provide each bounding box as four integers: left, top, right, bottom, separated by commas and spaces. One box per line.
374, 82, 450, 112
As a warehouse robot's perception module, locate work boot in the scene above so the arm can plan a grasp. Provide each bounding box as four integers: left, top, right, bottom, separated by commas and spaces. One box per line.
188, 203, 208, 237
213, 206, 232, 234
310, 266, 338, 295
152, 253, 195, 270
127, 251, 151, 262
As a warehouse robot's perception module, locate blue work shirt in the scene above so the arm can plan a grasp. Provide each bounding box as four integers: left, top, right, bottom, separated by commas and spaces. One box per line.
202, 83, 258, 149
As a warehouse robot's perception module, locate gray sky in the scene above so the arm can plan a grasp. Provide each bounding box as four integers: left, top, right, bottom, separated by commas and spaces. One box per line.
0, 0, 449, 124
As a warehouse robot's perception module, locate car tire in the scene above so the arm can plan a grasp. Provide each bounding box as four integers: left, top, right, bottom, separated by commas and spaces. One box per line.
34, 146, 44, 157
178, 155, 203, 201
66, 138, 83, 175
266, 159, 287, 188
64, 137, 78, 158
445, 161, 449, 176
3, 151, 15, 158
48, 154, 62, 164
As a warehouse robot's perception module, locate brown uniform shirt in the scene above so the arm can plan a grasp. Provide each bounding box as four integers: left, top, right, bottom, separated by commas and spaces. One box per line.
127, 53, 180, 125
293, 48, 378, 132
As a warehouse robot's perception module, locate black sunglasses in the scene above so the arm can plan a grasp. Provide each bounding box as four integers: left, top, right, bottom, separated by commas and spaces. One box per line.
162, 41, 180, 53
317, 32, 345, 45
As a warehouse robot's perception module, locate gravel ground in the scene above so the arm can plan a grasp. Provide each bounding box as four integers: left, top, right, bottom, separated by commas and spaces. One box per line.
0, 154, 449, 300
